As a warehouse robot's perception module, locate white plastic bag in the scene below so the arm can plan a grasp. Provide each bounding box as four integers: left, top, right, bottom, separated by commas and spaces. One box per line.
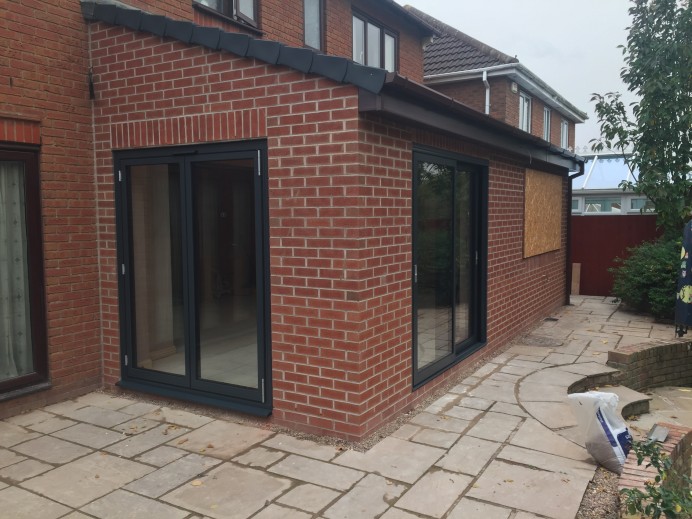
567, 391, 632, 474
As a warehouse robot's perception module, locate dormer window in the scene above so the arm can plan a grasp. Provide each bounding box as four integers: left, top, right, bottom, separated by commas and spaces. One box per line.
194, 0, 257, 27
352, 12, 397, 72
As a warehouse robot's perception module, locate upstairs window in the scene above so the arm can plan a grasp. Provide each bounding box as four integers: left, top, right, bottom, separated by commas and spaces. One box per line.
519, 92, 531, 132
560, 119, 569, 148
304, 0, 322, 50
352, 13, 397, 72
543, 107, 551, 141
194, 0, 257, 27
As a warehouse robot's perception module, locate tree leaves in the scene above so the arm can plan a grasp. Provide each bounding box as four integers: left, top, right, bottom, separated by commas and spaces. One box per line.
591, 0, 692, 239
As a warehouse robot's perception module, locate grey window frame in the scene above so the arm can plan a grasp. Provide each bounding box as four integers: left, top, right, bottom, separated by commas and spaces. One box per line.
352, 11, 398, 72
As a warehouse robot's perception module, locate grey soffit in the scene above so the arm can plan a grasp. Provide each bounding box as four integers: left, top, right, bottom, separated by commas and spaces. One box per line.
80, 0, 387, 94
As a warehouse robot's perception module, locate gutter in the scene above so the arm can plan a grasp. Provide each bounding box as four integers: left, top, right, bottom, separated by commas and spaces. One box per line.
360, 73, 585, 172
425, 63, 588, 123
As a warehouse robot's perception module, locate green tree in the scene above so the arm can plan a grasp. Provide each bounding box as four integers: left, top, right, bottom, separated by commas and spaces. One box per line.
591, 0, 692, 238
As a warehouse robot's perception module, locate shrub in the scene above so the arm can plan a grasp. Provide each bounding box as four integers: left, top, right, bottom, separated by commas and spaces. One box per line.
609, 239, 680, 319
620, 440, 692, 519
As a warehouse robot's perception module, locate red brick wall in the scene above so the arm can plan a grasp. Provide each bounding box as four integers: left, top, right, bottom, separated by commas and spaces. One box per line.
0, 1, 101, 418
432, 79, 578, 149
100, 0, 426, 81
431, 77, 508, 121
88, 21, 568, 439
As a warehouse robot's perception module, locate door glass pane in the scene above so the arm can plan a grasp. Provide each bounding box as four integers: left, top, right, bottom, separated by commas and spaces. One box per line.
304, 0, 321, 49
193, 159, 258, 388
384, 33, 395, 72
367, 23, 381, 67
454, 169, 472, 343
353, 16, 365, 64
130, 164, 186, 376
0, 161, 34, 382
415, 161, 454, 370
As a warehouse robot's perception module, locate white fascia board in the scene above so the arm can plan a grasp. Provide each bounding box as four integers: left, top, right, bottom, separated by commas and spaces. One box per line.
425, 64, 587, 123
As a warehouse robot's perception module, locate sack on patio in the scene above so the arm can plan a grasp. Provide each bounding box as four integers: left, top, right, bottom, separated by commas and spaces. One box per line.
568, 391, 632, 474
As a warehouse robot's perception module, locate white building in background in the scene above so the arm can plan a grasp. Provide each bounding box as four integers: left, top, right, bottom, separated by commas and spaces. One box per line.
571, 152, 655, 215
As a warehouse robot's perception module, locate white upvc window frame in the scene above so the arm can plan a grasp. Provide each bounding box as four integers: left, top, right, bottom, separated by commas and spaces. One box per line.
543, 107, 551, 141
519, 92, 531, 132
560, 118, 569, 148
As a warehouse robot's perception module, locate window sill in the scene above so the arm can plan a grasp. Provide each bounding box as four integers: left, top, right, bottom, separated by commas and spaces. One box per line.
192, 3, 263, 37
0, 381, 52, 403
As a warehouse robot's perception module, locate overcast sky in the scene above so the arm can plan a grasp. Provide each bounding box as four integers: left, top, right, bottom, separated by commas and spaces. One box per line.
395, 0, 636, 153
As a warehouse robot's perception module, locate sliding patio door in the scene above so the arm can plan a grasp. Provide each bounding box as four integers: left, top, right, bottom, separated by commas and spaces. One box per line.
116, 143, 269, 412
412, 149, 486, 387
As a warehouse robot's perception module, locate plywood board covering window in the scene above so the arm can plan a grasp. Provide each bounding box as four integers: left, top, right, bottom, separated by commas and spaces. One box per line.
524, 169, 562, 257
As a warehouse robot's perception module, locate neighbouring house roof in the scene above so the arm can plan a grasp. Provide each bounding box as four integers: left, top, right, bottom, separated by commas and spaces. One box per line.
573, 153, 637, 191
403, 6, 517, 76
80, 0, 584, 172
404, 5, 588, 124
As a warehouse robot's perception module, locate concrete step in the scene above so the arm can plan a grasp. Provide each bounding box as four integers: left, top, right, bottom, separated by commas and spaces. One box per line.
597, 385, 653, 419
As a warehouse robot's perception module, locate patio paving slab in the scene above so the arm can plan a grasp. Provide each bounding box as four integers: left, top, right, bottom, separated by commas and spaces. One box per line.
0, 447, 25, 469
171, 420, 273, 460
465, 412, 521, 443
253, 504, 311, 519
60, 405, 134, 428
519, 382, 568, 402
521, 401, 578, 429
490, 402, 528, 417
113, 417, 161, 435
510, 419, 591, 462
408, 411, 469, 433
447, 498, 512, 519
379, 509, 420, 519
543, 352, 579, 364
467, 460, 589, 519
323, 473, 406, 519
0, 486, 70, 519
0, 458, 53, 482
334, 437, 444, 484
443, 405, 483, 421
80, 489, 189, 519
162, 463, 291, 519
277, 483, 341, 514
143, 407, 215, 429
106, 424, 190, 458
435, 435, 501, 476
75, 393, 134, 410
455, 396, 494, 411
469, 383, 518, 404
134, 445, 187, 467
124, 453, 222, 498
52, 422, 123, 449
6, 410, 57, 429
233, 446, 286, 468
395, 469, 472, 518
497, 445, 596, 478
12, 435, 92, 464
410, 427, 459, 449
262, 433, 339, 461
20, 452, 154, 508
0, 421, 40, 447
270, 454, 364, 490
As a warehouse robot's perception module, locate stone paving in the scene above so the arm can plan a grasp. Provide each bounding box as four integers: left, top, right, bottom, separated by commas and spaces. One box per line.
0, 296, 686, 519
